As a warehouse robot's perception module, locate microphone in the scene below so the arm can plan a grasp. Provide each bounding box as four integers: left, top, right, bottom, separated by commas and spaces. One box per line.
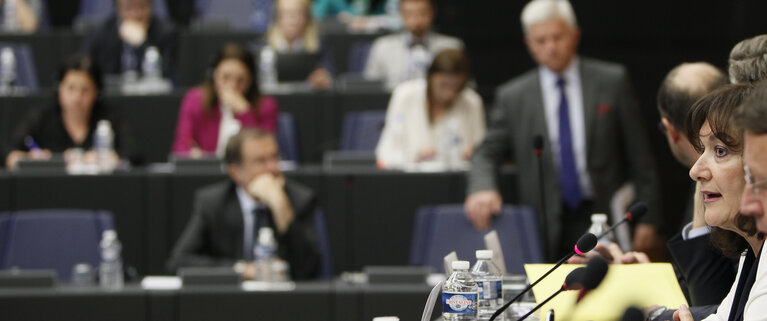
533, 135, 549, 259
594, 202, 648, 240
620, 307, 644, 321
516, 266, 588, 321
488, 233, 598, 321
575, 257, 608, 302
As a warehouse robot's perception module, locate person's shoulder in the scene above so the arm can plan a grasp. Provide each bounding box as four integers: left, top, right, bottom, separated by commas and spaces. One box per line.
258, 95, 279, 110
181, 87, 206, 108
149, 15, 177, 35
580, 57, 628, 79
195, 180, 235, 202
284, 179, 316, 211
496, 68, 540, 97
459, 86, 483, 108
392, 78, 426, 96
372, 32, 404, 47
431, 32, 463, 47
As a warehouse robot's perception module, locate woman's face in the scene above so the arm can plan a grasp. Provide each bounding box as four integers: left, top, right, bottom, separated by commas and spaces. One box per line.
689, 121, 746, 231
277, 0, 308, 42
213, 58, 251, 96
429, 73, 466, 106
58, 70, 98, 117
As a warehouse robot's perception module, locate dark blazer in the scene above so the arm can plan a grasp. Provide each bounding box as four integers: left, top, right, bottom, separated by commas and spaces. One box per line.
85, 15, 178, 79
468, 57, 660, 258
668, 232, 737, 306
167, 180, 321, 280
2, 102, 143, 165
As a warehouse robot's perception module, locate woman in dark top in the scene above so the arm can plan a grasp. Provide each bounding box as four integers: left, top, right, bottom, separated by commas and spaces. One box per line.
3, 54, 142, 170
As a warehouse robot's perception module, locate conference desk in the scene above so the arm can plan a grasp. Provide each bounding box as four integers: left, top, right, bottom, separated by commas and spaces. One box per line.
1, 167, 517, 276
0, 281, 441, 321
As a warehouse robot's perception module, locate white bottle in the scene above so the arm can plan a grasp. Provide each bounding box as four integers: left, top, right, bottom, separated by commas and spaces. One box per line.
0, 46, 16, 94
258, 47, 277, 90
3, 0, 18, 32
472, 250, 504, 321
141, 46, 162, 80
99, 230, 124, 291
254, 227, 277, 282
588, 213, 614, 245
94, 120, 115, 173
443, 260, 478, 321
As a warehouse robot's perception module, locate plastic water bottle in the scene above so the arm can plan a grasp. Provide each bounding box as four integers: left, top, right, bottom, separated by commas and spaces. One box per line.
254, 227, 277, 281
472, 250, 504, 321
0, 47, 16, 94
443, 260, 478, 321
588, 213, 613, 245
258, 47, 277, 89
94, 120, 115, 173
99, 230, 124, 291
3, 0, 18, 32
141, 46, 162, 80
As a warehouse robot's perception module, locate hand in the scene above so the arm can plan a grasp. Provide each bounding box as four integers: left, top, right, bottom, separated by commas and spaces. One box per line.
464, 190, 502, 230
118, 19, 148, 46
632, 223, 665, 261
242, 262, 256, 280
674, 304, 693, 321
5, 149, 52, 170
247, 174, 294, 233
416, 148, 437, 161
462, 147, 474, 161
307, 68, 332, 90
219, 89, 251, 115
692, 182, 706, 229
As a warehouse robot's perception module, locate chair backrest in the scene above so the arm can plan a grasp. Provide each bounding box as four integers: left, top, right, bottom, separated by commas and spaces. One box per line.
340, 110, 386, 151
78, 0, 168, 20
348, 41, 373, 74
409, 205, 543, 274
0, 210, 115, 280
0, 43, 38, 91
277, 113, 300, 162
313, 209, 333, 279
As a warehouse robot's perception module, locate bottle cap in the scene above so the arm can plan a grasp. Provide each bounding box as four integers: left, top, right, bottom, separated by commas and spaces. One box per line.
476, 249, 493, 259
102, 230, 117, 240
258, 227, 274, 243
591, 213, 607, 223
452, 260, 470, 270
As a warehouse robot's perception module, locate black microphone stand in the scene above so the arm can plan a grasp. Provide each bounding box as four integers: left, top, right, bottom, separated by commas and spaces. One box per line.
534, 135, 550, 260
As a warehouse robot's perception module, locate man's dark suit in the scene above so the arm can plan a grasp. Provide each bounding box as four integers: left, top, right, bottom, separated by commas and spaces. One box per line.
167, 180, 321, 280
84, 15, 178, 79
468, 57, 660, 258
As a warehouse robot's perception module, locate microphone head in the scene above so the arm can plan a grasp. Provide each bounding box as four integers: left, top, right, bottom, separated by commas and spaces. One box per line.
533, 135, 545, 150
620, 307, 644, 321
574, 233, 598, 255
625, 202, 648, 222
582, 257, 609, 290
563, 267, 585, 290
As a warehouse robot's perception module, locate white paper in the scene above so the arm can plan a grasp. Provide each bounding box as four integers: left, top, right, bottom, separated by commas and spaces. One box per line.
140, 276, 182, 290
421, 280, 444, 321
241, 281, 296, 292
443, 251, 458, 276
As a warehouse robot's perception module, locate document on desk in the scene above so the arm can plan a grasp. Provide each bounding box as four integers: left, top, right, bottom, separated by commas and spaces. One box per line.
524, 263, 687, 321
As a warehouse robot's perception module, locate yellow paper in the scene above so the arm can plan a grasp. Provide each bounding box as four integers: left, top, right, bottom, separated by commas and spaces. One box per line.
523, 263, 688, 321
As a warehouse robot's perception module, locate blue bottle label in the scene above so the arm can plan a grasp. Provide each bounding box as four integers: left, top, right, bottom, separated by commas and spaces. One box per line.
442, 292, 478, 314
478, 280, 502, 300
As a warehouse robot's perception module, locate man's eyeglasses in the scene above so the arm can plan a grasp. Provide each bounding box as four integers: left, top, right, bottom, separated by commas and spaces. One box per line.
744, 164, 767, 196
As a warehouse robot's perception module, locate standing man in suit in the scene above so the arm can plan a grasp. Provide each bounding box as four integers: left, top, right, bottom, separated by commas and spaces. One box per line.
168, 129, 321, 280
464, 0, 660, 259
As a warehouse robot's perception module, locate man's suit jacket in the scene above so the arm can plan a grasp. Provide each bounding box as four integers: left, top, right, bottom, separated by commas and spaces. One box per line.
167, 180, 321, 280
468, 57, 660, 258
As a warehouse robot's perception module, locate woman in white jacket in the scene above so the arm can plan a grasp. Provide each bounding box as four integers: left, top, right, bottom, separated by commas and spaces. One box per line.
375, 48, 485, 171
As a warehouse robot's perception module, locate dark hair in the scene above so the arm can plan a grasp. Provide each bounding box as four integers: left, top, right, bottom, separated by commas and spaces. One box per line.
734, 80, 767, 134
657, 63, 727, 129
202, 43, 260, 114
685, 83, 763, 257
56, 54, 103, 94
223, 128, 274, 165
686, 84, 755, 154
425, 49, 470, 121
729, 34, 767, 84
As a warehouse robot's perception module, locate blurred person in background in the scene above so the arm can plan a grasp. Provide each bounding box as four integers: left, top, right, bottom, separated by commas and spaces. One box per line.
84, 0, 178, 80
3, 54, 142, 170
0, 0, 44, 33
364, 0, 462, 90
172, 43, 278, 158
376, 49, 484, 171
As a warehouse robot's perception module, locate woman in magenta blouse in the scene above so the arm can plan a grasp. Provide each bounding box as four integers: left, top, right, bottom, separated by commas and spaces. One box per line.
172, 43, 278, 157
